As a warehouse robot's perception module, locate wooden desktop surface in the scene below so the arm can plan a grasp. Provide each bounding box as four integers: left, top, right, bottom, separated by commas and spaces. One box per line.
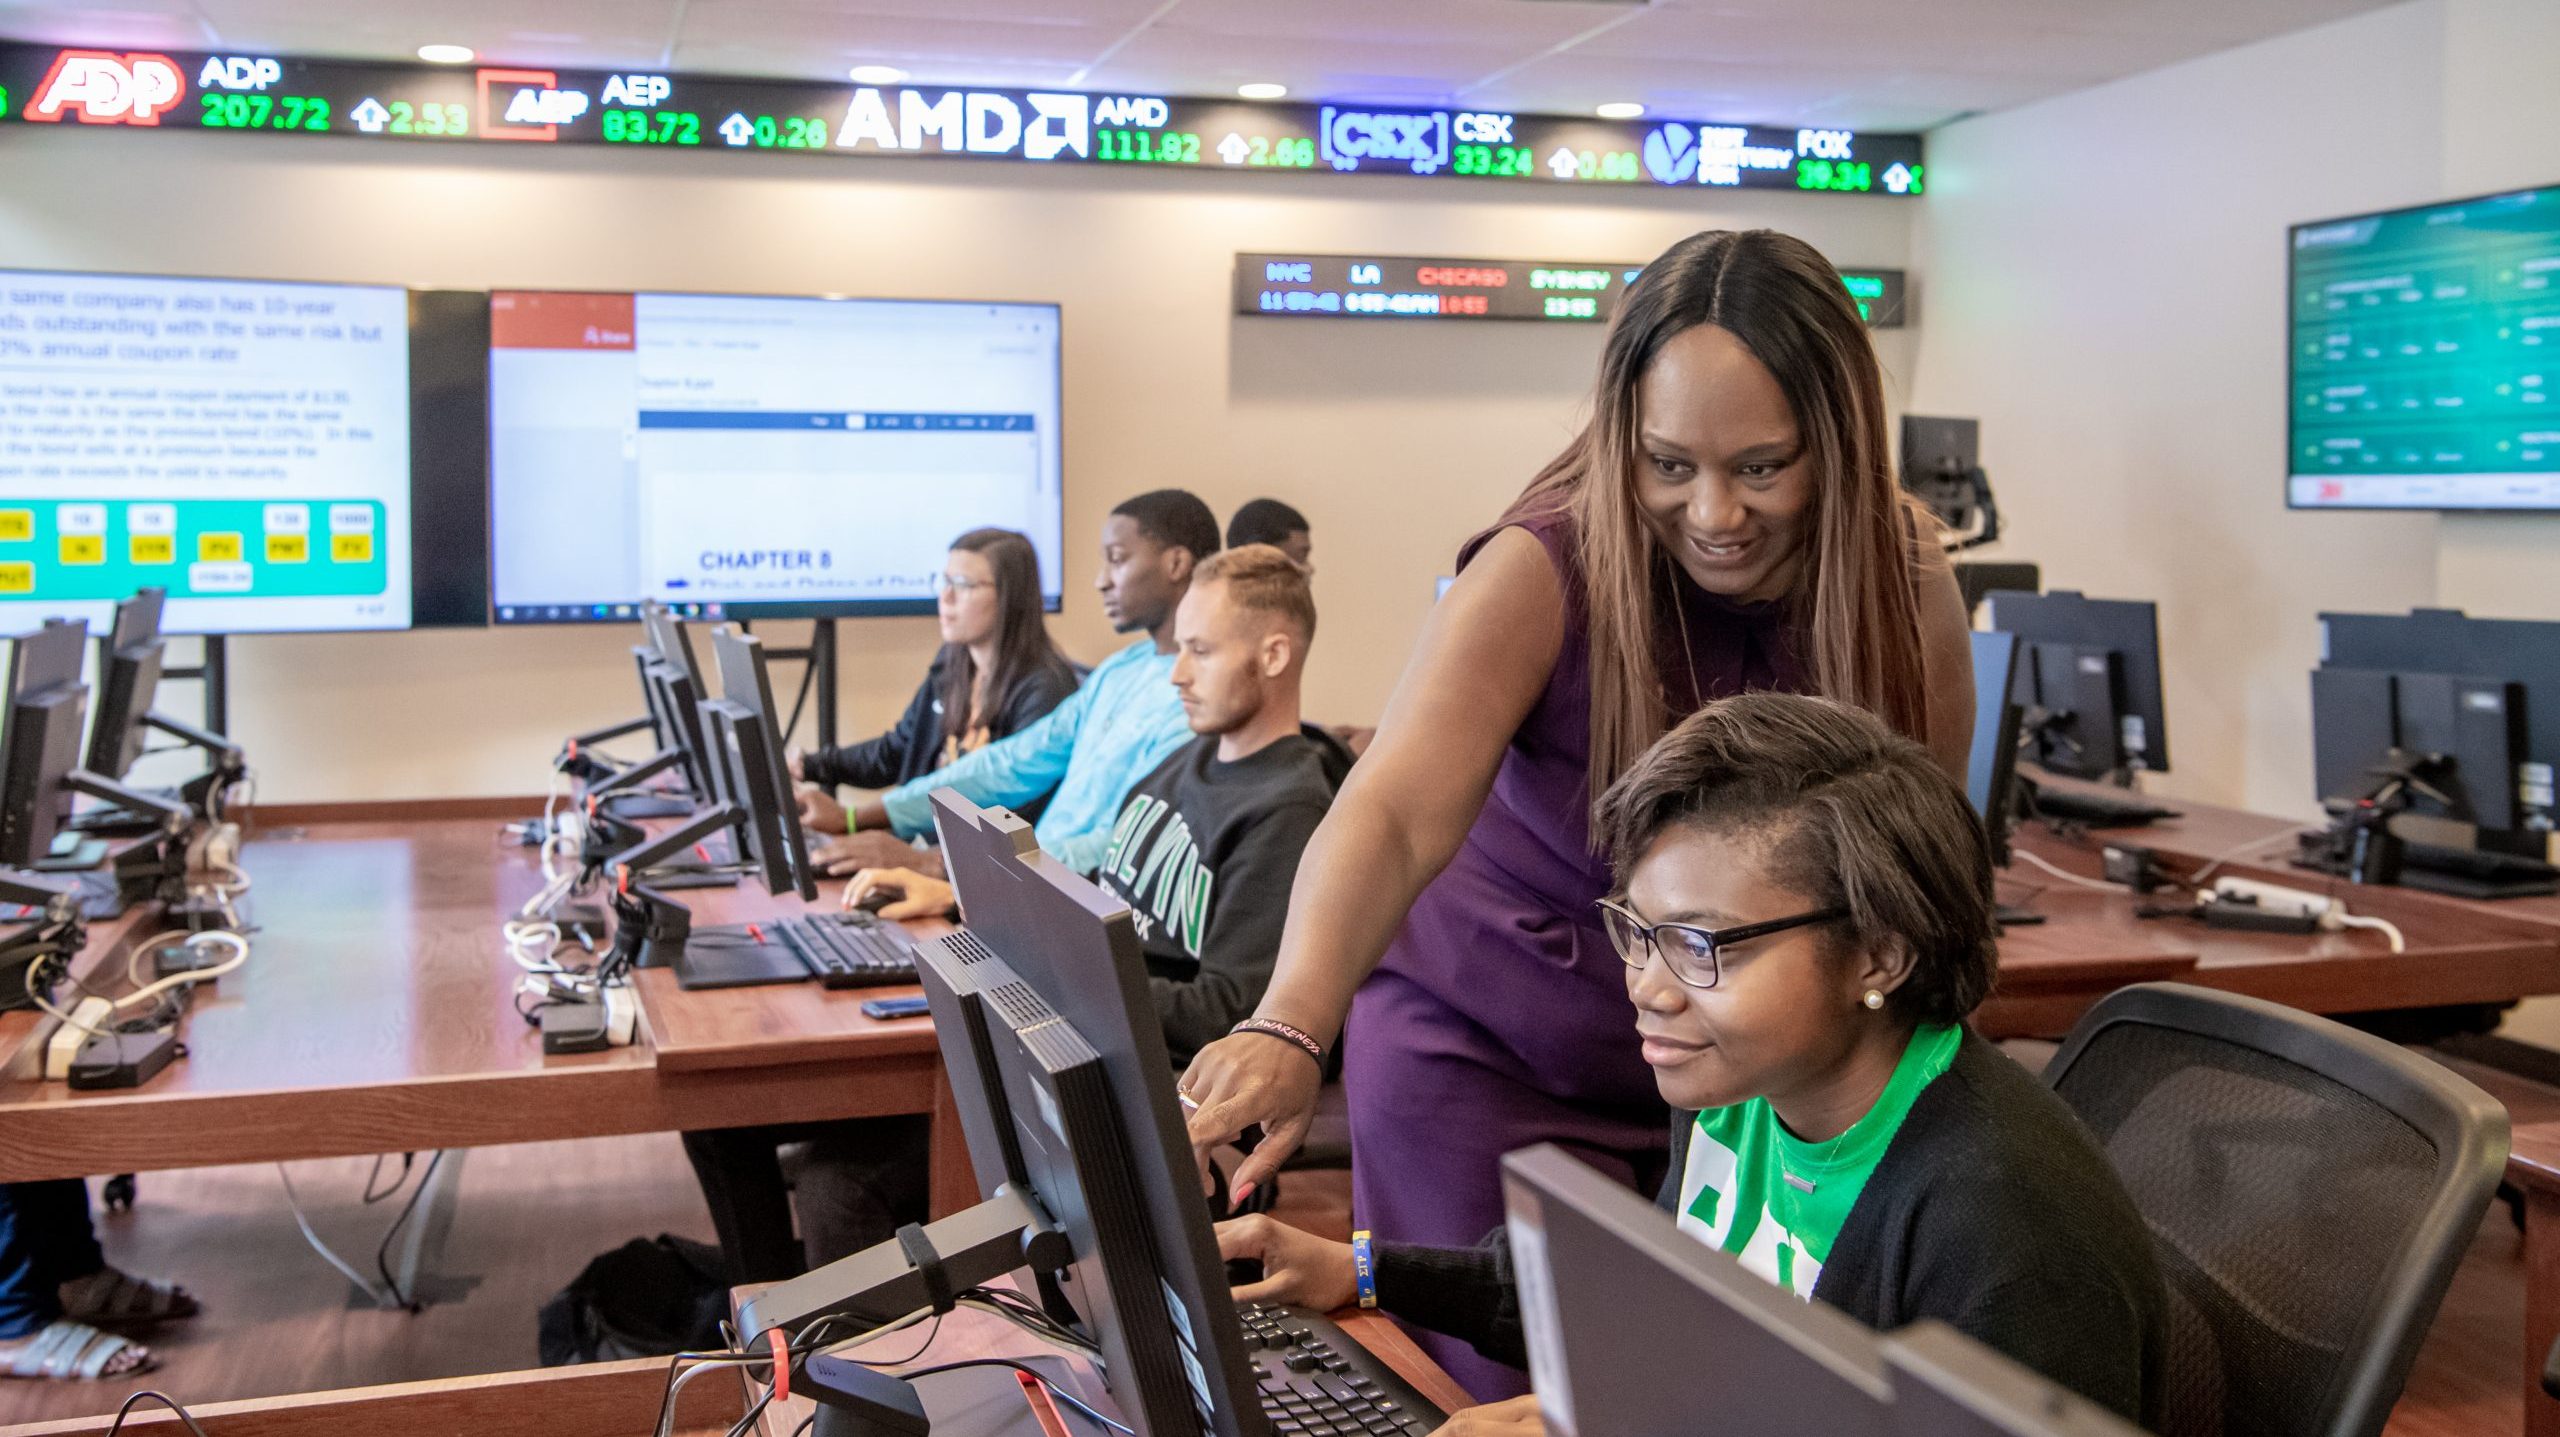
0, 816, 959, 1187
1972, 783, 2560, 1039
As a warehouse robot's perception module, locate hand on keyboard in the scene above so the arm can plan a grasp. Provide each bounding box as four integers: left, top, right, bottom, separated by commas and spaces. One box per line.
1423, 1393, 1542, 1436
1216, 1214, 1357, 1312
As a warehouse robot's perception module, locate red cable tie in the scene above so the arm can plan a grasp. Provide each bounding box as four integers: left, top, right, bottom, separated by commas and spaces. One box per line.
1016, 1372, 1072, 1437
694, 843, 709, 863
747, 922, 766, 943
767, 1329, 791, 1404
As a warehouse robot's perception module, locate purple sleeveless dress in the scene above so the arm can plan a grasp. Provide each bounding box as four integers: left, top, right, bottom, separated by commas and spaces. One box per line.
1345, 510, 1804, 1399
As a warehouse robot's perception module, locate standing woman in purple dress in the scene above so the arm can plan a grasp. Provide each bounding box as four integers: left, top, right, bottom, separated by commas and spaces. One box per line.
1179, 228, 1976, 1398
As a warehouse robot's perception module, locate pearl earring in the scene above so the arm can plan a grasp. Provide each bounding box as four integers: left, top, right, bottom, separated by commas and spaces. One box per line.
1862, 989, 1885, 1011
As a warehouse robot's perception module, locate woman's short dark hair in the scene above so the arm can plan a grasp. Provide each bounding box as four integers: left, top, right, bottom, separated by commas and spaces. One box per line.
1594, 692, 1996, 1025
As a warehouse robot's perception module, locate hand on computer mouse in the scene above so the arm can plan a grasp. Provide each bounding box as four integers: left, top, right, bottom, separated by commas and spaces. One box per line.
1423, 1395, 1544, 1437
844, 867, 956, 922
1213, 1214, 1355, 1311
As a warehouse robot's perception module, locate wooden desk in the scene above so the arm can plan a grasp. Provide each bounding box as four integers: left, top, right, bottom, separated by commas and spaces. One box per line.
1976, 825, 2560, 1039
0, 817, 971, 1213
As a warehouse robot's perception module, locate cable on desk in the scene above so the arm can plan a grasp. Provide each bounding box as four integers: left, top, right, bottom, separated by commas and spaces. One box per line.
103, 1389, 209, 1437
900, 1361, 1131, 1434
2012, 848, 2130, 895
2336, 911, 2408, 953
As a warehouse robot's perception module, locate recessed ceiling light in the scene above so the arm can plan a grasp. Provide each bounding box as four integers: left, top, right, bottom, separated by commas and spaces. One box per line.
849, 64, 909, 85
1237, 82, 1288, 101
1595, 101, 1645, 120
416, 44, 476, 65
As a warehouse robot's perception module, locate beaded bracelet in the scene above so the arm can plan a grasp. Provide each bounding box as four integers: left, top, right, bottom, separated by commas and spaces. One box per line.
1230, 1017, 1326, 1068
1351, 1230, 1378, 1309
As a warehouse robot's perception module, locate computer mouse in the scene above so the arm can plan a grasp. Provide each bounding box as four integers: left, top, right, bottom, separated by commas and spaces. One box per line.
853, 887, 896, 915
1224, 1256, 1265, 1289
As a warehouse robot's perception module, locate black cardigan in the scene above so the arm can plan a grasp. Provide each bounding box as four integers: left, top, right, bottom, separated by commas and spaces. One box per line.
800, 650, 1077, 795
1372, 1031, 2167, 1426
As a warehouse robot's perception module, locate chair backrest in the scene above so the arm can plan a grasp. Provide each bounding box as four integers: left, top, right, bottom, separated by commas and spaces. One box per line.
2041, 983, 2508, 1437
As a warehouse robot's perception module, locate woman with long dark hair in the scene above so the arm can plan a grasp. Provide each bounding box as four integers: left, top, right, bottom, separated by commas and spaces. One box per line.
1178, 230, 1975, 1397
798, 526, 1077, 867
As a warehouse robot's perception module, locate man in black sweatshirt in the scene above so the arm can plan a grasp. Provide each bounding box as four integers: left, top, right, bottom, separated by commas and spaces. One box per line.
1096, 542, 1336, 1067
850, 542, 1337, 1067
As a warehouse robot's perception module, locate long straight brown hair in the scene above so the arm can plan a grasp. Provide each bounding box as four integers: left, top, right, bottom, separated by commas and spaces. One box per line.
936, 527, 1074, 749
1501, 229, 1933, 810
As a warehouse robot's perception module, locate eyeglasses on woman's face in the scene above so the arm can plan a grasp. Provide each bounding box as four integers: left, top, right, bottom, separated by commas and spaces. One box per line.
1595, 896, 1849, 989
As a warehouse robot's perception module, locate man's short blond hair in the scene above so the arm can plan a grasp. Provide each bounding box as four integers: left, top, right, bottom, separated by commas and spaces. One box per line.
1193, 543, 1316, 643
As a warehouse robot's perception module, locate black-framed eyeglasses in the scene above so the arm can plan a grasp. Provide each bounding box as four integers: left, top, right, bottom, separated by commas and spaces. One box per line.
1594, 897, 1850, 990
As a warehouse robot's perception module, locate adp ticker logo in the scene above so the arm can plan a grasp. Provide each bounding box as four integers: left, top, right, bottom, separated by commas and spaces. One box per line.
23, 50, 186, 125
1317, 106, 1449, 176
1642, 123, 1702, 185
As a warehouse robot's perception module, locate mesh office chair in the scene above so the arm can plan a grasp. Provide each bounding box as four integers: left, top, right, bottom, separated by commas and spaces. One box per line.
2042, 983, 2508, 1437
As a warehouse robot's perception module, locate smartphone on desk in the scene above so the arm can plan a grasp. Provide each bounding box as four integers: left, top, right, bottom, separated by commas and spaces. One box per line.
860, 994, 932, 1021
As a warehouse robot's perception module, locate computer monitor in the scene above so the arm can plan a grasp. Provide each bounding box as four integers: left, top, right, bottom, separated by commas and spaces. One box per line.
84, 589, 166, 782
1953, 562, 2039, 619
1499, 1143, 1894, 1437
1966, 630, 2024, 869
736, 789, 1268, 1435
701, 626, 817, 902
1902, 416, 1979, 479
2313, 607, 2560, 861
1884, 1323, 2148, 1437
0, 621, 92, 869
640, 600, 718, 799
1900, 416, 2000, 550
1985, 591, 2170, 783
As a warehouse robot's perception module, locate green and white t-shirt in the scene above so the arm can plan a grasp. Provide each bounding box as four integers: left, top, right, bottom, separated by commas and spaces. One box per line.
1674, 1023, 1962, 1299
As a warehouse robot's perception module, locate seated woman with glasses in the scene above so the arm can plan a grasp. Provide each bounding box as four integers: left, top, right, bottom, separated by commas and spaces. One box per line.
1217, 692, 2165, 1429
796, 527, 1080, 874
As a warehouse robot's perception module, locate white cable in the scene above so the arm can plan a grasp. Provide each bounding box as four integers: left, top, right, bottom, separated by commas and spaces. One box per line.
2012, 847, 2128, 894
274, 1164, 399, 1307
26, 963, 108, 1038
2335, 912, 2408, 953
124, 930, 199, 989
108, 931, 247, 1016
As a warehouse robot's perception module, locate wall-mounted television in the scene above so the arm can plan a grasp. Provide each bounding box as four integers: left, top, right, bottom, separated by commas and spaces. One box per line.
2288, 183, 2560, 511
487, 290, 1064, 624
0, 269, 487, 632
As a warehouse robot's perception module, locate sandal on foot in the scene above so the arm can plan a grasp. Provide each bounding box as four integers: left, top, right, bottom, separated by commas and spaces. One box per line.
58, 1268, 199, 1329
1, 1321, 155, 1380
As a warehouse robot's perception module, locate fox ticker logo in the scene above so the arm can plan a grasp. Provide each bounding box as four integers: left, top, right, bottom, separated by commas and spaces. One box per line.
24, 50, 187, 124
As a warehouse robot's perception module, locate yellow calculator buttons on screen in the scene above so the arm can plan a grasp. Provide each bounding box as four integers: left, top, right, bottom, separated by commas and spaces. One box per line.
266, 534, 309, 563
0, 563, 29, 594
199, 532, 243, 562
330, 533, 373, 563
0, 511, 31, 542
59, 534, 104, 565
131, 534, 176, 565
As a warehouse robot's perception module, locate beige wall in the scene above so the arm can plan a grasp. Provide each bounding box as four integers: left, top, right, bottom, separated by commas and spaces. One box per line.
2434, 0, 2560, 619
0, 126, 1916, 801
1909, 1, 2455, 819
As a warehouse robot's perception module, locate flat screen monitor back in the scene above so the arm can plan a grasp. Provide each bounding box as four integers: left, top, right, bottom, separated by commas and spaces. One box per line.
1901, 415, 1980, 478
928, 790, 1265, 1436
1966, 630, 2023, 864
638, 602, 715, 795
86, 588, 167, 780
1501, 1144, 1892, 1437
1, 621, 91, 867
703, 626, 816, 901
1986, 591, 2171, 780
1884, 1323, 2148, 1437
2320, 608, 2560, 837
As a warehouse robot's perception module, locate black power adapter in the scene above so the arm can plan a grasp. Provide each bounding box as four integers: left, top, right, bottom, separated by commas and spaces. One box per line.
804, 1352, 930, 1437
2101, 843, 2163, 894
68, 1028, 181, 1090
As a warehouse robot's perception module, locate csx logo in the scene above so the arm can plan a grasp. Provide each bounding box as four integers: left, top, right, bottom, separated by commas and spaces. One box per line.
1318, 106, 1449, 175
1453, 111, 1513, 143
25, 50, 185, 125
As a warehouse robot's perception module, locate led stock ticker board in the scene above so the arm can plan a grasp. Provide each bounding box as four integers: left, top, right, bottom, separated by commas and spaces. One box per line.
0, 43, 1924, 198
1239, 255, 1908, 327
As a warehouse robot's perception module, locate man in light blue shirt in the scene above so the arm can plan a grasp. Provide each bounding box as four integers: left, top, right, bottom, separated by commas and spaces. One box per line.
829, 490, 1217, 876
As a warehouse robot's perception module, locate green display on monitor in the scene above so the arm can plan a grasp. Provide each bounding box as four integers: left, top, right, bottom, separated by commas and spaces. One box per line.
2289, 184, 2560, 510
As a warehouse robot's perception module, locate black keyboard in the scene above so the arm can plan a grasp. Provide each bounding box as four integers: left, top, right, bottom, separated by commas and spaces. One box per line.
1236, 1302, 1447, 1437
778, 911, 918, 988
2032, 786, 2181, 828
2401, 840, 2560, 899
